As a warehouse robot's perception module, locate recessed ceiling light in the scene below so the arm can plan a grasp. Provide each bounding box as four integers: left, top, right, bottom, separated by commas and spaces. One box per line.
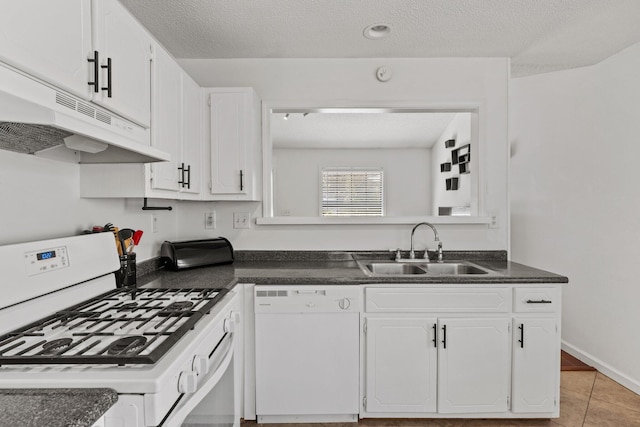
363, 23, 391, 40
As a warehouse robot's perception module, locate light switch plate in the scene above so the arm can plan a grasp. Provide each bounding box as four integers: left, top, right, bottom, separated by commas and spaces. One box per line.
233, 212, 251, 229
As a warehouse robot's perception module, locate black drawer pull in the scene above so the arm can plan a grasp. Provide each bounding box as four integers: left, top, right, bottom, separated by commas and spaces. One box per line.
88, 50, 99, 92
432, 324, 437, 348
518, 324, 524, 348
441, 324, 447, 349
101, 57, 112, 98
526, 299, 552, 304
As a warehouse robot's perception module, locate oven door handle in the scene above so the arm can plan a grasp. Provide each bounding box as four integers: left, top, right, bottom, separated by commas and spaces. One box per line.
162, 332, 235, 427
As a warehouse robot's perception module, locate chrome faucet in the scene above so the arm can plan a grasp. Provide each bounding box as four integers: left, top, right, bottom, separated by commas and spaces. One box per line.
410, 222, 443, 263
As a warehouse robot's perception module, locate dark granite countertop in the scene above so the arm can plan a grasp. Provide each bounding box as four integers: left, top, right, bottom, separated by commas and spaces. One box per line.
138, 250, 568, 288
0, 388, 117, 427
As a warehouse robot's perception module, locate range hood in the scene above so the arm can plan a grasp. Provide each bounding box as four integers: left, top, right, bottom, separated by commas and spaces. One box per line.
0, 64, 170, 163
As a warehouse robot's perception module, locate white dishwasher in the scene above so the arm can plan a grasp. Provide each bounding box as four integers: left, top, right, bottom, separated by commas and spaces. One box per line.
254, 285, 360, 424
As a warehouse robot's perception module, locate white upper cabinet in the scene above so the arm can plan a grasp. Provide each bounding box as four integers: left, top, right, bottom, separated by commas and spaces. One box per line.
149, 45, 181, 193
180, 73, 202, 195
207, 87, 261, 200
91, 0, 151, 127
0, 0, 151, 127
0, 0, 92, 100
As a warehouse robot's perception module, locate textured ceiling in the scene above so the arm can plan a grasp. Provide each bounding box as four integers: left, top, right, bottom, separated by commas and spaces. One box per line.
121, 0, 640, 77
271, 111, 458, 149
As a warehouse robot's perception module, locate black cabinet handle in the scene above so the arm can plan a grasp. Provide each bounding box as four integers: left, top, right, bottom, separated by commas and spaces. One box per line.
526, 299, 552, 304
185, 165, 191, 189
432, 324, 437, 348
240, 169, 244, 191
518, 324, 524, 348
88, 50, 99, 93
441, 324, 447, 349
101, 57, 112, 98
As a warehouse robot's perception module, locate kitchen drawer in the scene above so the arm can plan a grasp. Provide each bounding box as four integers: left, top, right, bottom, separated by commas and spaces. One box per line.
513, 287, 559, 313
365, 287, 510, 313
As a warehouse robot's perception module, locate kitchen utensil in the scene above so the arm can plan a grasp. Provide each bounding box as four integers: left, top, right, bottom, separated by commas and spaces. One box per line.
132, 230, 143, 246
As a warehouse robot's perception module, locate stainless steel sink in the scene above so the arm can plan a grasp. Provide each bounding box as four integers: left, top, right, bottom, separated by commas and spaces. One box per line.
358, 260, 493, 277
422, 262, 488, 275
364, 263, 427, 275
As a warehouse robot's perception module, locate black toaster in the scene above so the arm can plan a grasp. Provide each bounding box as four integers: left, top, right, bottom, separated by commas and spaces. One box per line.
160, 238, 234, 270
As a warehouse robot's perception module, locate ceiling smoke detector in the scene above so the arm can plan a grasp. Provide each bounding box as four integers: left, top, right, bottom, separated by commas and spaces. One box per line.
363, 23, 391, 40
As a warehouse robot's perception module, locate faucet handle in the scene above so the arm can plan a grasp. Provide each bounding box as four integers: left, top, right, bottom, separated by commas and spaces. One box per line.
391, 248, 402, 261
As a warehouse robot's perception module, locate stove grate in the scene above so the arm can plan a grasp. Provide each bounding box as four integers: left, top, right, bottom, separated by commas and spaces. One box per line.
0, 287, 228, 365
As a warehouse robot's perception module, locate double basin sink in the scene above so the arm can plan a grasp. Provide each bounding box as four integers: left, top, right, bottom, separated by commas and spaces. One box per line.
357, 259, 494, 277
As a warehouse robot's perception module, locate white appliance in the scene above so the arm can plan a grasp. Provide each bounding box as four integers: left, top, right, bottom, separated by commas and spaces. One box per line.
0, 62, 169, 163
0, 233, 240, 427
254, 285, 360, 424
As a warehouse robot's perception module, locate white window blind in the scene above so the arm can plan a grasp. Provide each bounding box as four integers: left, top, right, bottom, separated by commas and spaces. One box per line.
321, 168, 384, 216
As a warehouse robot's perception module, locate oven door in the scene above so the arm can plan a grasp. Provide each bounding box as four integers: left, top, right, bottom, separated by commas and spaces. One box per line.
164, 330, 238, 427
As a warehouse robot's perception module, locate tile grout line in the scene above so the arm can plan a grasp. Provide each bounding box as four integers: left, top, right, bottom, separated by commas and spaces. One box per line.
581, 372, 598, 426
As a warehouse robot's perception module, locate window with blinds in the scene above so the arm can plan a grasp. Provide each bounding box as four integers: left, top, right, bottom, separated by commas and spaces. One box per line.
321, 168, 384, 216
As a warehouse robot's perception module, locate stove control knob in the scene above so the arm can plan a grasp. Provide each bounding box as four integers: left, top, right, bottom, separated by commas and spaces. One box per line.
177, 371, 197, 394
192, 355, 209, 376
338, 298, 351, 310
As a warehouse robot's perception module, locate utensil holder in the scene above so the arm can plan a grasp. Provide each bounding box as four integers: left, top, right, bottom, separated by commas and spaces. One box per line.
116, 253, 137, 288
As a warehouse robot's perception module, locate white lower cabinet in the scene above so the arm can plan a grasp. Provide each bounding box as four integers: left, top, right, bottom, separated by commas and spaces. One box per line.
437, 317, 510, 413
365, 317, 438, 413
364, 316, 509, 415
512, 317, 558, 413
362, 285, 561, 419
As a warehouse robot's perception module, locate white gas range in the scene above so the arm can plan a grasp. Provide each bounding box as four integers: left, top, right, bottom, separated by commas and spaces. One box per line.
0, 233, 241, 427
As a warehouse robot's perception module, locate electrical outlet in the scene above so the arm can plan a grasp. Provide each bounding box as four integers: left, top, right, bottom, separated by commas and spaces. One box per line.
204, 211, 216, 229
488, 213, 498, 229
151, 214, 159, 233
233, 212, 251, 229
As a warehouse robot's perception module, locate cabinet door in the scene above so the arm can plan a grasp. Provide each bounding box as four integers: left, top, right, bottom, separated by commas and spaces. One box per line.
0, 0, 92, 99
438, 318, 510, 413
180, 73, 201, 195
365, 317, 437, 413
149, 46, 181, 192
92, 0, 151, 127
209, 91, 248, 195
512, 317, 558, 413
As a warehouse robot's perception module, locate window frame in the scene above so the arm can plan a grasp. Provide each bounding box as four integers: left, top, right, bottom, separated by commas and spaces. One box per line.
319, 166, 385, 217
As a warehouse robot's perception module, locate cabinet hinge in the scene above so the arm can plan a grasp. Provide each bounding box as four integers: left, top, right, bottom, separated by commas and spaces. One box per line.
507, 395, 510, 407
554, 397, 558, 407
363, 396, 367, 407
556, 324, 558, 333
208, 96, 212, 107
363, 320, 367, 334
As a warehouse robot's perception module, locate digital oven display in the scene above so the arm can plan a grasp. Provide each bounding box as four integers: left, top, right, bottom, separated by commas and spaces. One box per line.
36, 250, 56, 261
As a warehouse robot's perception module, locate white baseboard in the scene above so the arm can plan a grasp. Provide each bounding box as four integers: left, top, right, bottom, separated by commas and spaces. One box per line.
562, 340, 640, 395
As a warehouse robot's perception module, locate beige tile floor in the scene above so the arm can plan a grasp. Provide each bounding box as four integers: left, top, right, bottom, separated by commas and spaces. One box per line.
242, 371, 640, 427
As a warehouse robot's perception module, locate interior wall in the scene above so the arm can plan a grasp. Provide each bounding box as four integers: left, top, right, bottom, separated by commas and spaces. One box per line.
179, 58, 509, 251
273, 148, 431, 217
510, 42, 640, 392
0, 149, 178, 261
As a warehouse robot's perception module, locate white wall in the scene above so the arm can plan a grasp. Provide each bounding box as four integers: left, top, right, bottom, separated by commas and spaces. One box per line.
431, 113, 473, 215
510, 42, 640, 392
0, 149, 177, 260
179, 58, 510, 251
274, 148, 431, 217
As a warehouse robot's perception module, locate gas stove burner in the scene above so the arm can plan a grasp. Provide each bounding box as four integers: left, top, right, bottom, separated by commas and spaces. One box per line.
106, 336, 147, 356
41, 338, 73, 355
159, 301, 194, 315
120, 302, 138, 311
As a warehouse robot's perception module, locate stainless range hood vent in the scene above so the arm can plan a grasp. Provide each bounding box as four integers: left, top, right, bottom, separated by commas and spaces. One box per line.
0, 122, 72, 154
0, 63, 170, 163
